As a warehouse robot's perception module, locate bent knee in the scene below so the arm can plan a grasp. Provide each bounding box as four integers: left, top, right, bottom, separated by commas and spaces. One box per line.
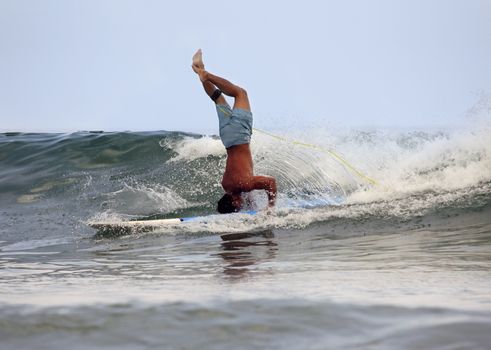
236, 87, 248, 97
232, 86, 250, 110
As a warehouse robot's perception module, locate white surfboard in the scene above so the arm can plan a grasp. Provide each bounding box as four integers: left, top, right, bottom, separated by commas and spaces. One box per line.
88, 197, 341, 234
88, 210, 257, 234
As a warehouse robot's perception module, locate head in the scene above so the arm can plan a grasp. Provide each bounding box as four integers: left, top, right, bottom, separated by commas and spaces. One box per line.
217, 193, 242, 214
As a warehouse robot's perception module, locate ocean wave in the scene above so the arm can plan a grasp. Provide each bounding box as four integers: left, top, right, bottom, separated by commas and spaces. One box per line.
1, 121, 490, 230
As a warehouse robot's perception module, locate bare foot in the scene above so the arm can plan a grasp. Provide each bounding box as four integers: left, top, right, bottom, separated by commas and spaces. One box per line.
192, 49, 205, 69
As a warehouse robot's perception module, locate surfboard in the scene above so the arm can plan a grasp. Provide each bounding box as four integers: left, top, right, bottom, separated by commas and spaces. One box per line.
88, 197, 342, 235
88, 210, 257, 234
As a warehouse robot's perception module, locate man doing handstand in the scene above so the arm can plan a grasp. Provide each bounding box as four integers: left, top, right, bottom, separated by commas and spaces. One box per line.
191, 49, 277, 213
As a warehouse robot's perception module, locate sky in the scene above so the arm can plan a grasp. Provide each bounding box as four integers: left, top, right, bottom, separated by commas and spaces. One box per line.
0, 0, 490, 134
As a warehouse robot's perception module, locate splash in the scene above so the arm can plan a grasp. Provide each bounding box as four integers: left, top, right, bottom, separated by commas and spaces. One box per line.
162, 135, 225, 162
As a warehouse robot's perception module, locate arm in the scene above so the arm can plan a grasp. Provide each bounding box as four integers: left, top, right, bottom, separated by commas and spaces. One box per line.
251, 176, 277, 208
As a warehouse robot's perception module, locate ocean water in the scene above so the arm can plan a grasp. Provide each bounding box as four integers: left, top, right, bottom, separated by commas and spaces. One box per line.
1, 124, 491, 349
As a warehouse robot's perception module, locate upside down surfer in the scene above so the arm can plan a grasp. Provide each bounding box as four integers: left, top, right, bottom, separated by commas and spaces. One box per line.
191, 49, 277, 213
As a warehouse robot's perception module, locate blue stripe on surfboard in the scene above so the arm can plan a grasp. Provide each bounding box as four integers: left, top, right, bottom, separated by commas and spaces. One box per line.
176, 199, 340, 223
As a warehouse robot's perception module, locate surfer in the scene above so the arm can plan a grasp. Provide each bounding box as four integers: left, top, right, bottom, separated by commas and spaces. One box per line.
191, 49, 277, 213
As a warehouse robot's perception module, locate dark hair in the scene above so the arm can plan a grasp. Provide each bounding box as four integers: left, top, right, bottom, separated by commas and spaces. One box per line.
217, 194, 238, 214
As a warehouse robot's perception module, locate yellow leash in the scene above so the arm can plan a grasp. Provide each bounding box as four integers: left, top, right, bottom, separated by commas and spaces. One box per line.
216, 104, 378, 186
252, 127, 379, 186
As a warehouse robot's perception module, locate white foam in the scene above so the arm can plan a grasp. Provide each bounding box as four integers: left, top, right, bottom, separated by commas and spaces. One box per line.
163, 135, 225, 162
237, 111, 490, 229
346, 127, 491, 204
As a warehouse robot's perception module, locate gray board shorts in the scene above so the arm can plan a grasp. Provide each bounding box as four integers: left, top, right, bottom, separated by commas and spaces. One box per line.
216, 104, 253, 149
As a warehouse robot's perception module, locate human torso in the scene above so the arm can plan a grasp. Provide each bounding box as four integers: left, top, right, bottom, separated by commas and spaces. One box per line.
221, 144, 254, 194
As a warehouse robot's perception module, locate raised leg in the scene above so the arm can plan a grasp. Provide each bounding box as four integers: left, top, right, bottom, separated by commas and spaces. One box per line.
192, 49, 251, 111
192, 49, 228, 106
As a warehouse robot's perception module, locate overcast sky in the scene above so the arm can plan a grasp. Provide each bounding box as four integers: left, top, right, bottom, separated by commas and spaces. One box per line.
0, 0, 490, 133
